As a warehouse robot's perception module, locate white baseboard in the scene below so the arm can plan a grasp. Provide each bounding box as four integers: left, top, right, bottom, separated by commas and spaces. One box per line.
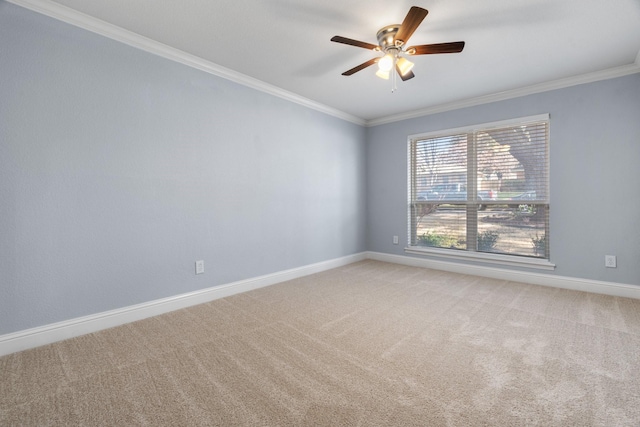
3, 251, 638, 357
0, 252, 367, 357
367, 251, 640, 300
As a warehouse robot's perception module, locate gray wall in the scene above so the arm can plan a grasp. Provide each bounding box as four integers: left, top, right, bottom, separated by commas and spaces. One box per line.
2, 2, 638, 337
0, 3, 367, 335
367, 72, 640, 285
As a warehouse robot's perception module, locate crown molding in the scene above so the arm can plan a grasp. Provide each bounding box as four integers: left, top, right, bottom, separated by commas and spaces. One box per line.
366, 62, 640, 127
7, 0, 640, 129
6, 0, 367, 126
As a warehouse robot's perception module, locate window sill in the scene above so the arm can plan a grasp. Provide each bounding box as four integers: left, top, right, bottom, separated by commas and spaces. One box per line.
404, 246, 556, 271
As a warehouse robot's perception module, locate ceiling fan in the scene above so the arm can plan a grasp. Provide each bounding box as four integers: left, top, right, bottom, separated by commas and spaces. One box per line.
331, 6, 465, 85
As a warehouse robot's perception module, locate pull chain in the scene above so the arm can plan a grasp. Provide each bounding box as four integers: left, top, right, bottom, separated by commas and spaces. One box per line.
391, 61, 398, 93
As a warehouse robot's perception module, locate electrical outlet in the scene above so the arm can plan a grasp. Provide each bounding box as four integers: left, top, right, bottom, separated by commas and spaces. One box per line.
195, 260, 205, 274
393, 235, 399, 245
605, 255, 616, 268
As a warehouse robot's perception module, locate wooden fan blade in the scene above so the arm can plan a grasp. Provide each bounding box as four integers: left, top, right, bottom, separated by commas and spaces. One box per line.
342, 58, 379, 76
396, 64, 415, 81
394, 6, 428, 45
408, 41, 465, 55
331, 36, 379, 51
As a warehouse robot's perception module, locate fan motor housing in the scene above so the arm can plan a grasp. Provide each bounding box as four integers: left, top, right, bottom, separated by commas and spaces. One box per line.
376, 25, 401, 51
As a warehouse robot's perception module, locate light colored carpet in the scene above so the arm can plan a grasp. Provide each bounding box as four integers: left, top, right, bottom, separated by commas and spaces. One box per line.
1, 260, 640, 426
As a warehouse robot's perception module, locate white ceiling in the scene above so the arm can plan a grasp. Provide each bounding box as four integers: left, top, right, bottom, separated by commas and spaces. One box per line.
13, 0, 640, 124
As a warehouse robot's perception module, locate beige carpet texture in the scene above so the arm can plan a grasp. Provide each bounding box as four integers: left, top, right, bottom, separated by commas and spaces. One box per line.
1, 260, 640, 426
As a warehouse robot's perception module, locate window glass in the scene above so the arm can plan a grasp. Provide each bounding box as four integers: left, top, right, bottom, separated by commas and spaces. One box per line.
409, 117, 549, 259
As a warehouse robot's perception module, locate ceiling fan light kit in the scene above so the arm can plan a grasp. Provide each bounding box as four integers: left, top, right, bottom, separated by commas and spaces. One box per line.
396, 57, 414, 76
375, 69, 390, 80
377, 53, 395, 72
331, 6, 465, 91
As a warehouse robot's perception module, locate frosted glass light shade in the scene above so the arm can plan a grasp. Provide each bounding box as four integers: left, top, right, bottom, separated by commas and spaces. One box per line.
378, 54, 394, 72
376, 69, 390, 80
396, 57, 414, 76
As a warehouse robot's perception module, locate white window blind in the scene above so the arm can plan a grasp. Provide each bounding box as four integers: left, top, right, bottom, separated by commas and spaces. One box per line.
409, 116, 549, 260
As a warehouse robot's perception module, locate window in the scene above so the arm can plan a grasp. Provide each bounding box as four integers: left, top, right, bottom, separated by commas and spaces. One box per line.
408, 114, 551, 268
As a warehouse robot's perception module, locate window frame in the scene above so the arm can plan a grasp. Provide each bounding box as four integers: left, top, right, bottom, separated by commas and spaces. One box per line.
406, 114, 555, 270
